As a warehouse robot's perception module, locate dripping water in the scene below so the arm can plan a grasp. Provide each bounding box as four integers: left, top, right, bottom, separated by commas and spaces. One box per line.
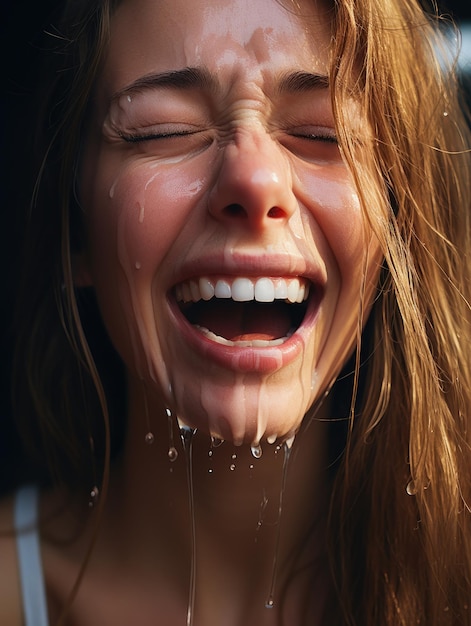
179, 422, 198, 626
167, 407, 179, 462
142, 383, 155, 445
265, 436, 295, 609
255, 492, 269, 537
144, 432, 155, 445
251, 443, 263, 459
230, 452, 237, 471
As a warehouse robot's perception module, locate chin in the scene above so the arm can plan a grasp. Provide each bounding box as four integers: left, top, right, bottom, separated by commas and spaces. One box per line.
166, 360, 317, 446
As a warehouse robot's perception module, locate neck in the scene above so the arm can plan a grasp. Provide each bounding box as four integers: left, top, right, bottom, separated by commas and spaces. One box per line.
102, 376, 332, 623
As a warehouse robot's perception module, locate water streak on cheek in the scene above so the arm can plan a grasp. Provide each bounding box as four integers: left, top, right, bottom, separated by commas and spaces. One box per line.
294, 211, 342, 401
138, 203, 145, 224
144, 171, 160, 192
184, 179, 204, 197
268, 215, 321, 432
112, 170, 174, 403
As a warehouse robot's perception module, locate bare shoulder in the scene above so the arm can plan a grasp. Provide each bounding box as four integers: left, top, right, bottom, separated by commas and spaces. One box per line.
0, 493, 23, 625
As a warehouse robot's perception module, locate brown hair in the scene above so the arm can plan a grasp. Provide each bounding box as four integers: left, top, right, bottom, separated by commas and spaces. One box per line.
329, 0, 471, 624
13, 0, 120, 491
11, 0, 471, 624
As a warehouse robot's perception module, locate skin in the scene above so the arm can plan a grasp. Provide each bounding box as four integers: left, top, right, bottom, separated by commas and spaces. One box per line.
80, 0, 382, 447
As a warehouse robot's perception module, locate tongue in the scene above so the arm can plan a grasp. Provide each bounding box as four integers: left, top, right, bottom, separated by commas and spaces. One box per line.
193, 301, 292, 342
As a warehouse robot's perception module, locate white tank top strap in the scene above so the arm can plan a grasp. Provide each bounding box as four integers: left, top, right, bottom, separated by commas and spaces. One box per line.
14, 485, 49, 626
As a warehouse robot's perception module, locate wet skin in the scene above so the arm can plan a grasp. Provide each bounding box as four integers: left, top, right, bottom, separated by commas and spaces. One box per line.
80, 0, 382, 446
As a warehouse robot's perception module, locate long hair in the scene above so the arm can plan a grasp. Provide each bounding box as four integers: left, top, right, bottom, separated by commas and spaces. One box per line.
11, 0, 471, 624
328, 0, 471, 624
12, 0, 121, 490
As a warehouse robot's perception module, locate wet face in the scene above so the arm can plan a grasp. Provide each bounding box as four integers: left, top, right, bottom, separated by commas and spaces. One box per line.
81, 0, 381, 446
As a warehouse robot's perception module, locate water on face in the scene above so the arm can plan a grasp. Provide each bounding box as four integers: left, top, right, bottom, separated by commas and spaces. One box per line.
107, 86, 352, 624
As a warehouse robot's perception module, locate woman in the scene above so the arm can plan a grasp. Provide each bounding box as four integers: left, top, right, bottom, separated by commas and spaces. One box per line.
1, 0, 470, 624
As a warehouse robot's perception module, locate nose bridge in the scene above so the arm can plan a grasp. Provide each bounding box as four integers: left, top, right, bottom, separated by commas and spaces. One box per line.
208, 127, 296, 228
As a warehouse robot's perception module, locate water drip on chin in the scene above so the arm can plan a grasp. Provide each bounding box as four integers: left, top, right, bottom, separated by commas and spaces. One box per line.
251, 443, 263, 459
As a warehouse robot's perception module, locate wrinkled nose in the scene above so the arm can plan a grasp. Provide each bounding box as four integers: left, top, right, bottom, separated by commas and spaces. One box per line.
208, 131, 297, 232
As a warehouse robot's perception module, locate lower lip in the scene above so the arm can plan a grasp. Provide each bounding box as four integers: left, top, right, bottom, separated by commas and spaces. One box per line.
168, 297, 320, 374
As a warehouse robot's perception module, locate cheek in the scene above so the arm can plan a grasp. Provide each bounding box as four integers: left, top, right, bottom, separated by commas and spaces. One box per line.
296, 165, 367, 282
86, 158, 207, 279
82, 155, 208, 389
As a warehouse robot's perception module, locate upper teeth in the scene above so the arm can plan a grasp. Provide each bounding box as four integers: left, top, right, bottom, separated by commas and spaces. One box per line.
175, 277, 309, 304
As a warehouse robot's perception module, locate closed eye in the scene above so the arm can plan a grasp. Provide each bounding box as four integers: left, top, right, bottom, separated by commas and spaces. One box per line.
114, 126, 214, 157
288, 126, 338, 144
281, 127, 341, 163
119, 129, 202, 143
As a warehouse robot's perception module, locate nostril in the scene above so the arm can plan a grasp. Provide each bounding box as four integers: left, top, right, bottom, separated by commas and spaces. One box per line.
224, 203, 247, 218
267, 207, 286, 219
222, 204, 287, 220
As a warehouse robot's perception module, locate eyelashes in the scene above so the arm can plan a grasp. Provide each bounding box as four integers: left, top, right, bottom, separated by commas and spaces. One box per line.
118, 128, 338, 144
286, 124, 338, 144
290, 132, 338, 144
113, 124, 341, 164
118, 129, 201, 143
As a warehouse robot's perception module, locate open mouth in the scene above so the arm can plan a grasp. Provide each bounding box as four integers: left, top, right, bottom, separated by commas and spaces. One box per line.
174, 276, 312, 347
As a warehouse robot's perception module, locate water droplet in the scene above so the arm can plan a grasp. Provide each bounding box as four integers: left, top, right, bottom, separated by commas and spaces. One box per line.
265, 597, 275, 609
168, 446, 178, 462
249, 464, 254, 470
88, 485, 99, 508
211, 436, 224, 448
406, 480, 417, 496
267, 434, 277, 444
284, 435, 295, 450
208, 450, 213, 457
230, 464, 236, 471
165, 407, 172, 418
231, 453, 237, 460
145, 432, 155, 445
208, 468, 213, 474
251, 444, 263, 459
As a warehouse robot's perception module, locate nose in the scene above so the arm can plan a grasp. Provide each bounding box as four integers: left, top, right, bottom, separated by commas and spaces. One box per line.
208, 130, 297, 232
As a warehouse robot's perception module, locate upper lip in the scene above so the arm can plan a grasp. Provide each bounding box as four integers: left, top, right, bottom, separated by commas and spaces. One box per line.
168, 252, 327, 291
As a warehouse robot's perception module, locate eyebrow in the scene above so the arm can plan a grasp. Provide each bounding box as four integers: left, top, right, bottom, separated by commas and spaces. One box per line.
111, 67, 218, 101
111, 66, 330, 102
276, 70, 330, 93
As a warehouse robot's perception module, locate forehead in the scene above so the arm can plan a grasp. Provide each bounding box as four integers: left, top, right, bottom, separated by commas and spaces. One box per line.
103, 0, 332, 94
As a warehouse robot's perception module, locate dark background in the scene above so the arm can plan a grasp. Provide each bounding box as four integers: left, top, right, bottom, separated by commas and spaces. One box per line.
1, 0, 470, 491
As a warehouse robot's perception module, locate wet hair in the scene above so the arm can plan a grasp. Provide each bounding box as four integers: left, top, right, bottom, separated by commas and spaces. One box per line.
10, 0, 471, 624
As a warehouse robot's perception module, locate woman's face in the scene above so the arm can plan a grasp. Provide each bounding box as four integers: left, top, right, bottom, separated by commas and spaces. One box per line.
81, 0, 381, 445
